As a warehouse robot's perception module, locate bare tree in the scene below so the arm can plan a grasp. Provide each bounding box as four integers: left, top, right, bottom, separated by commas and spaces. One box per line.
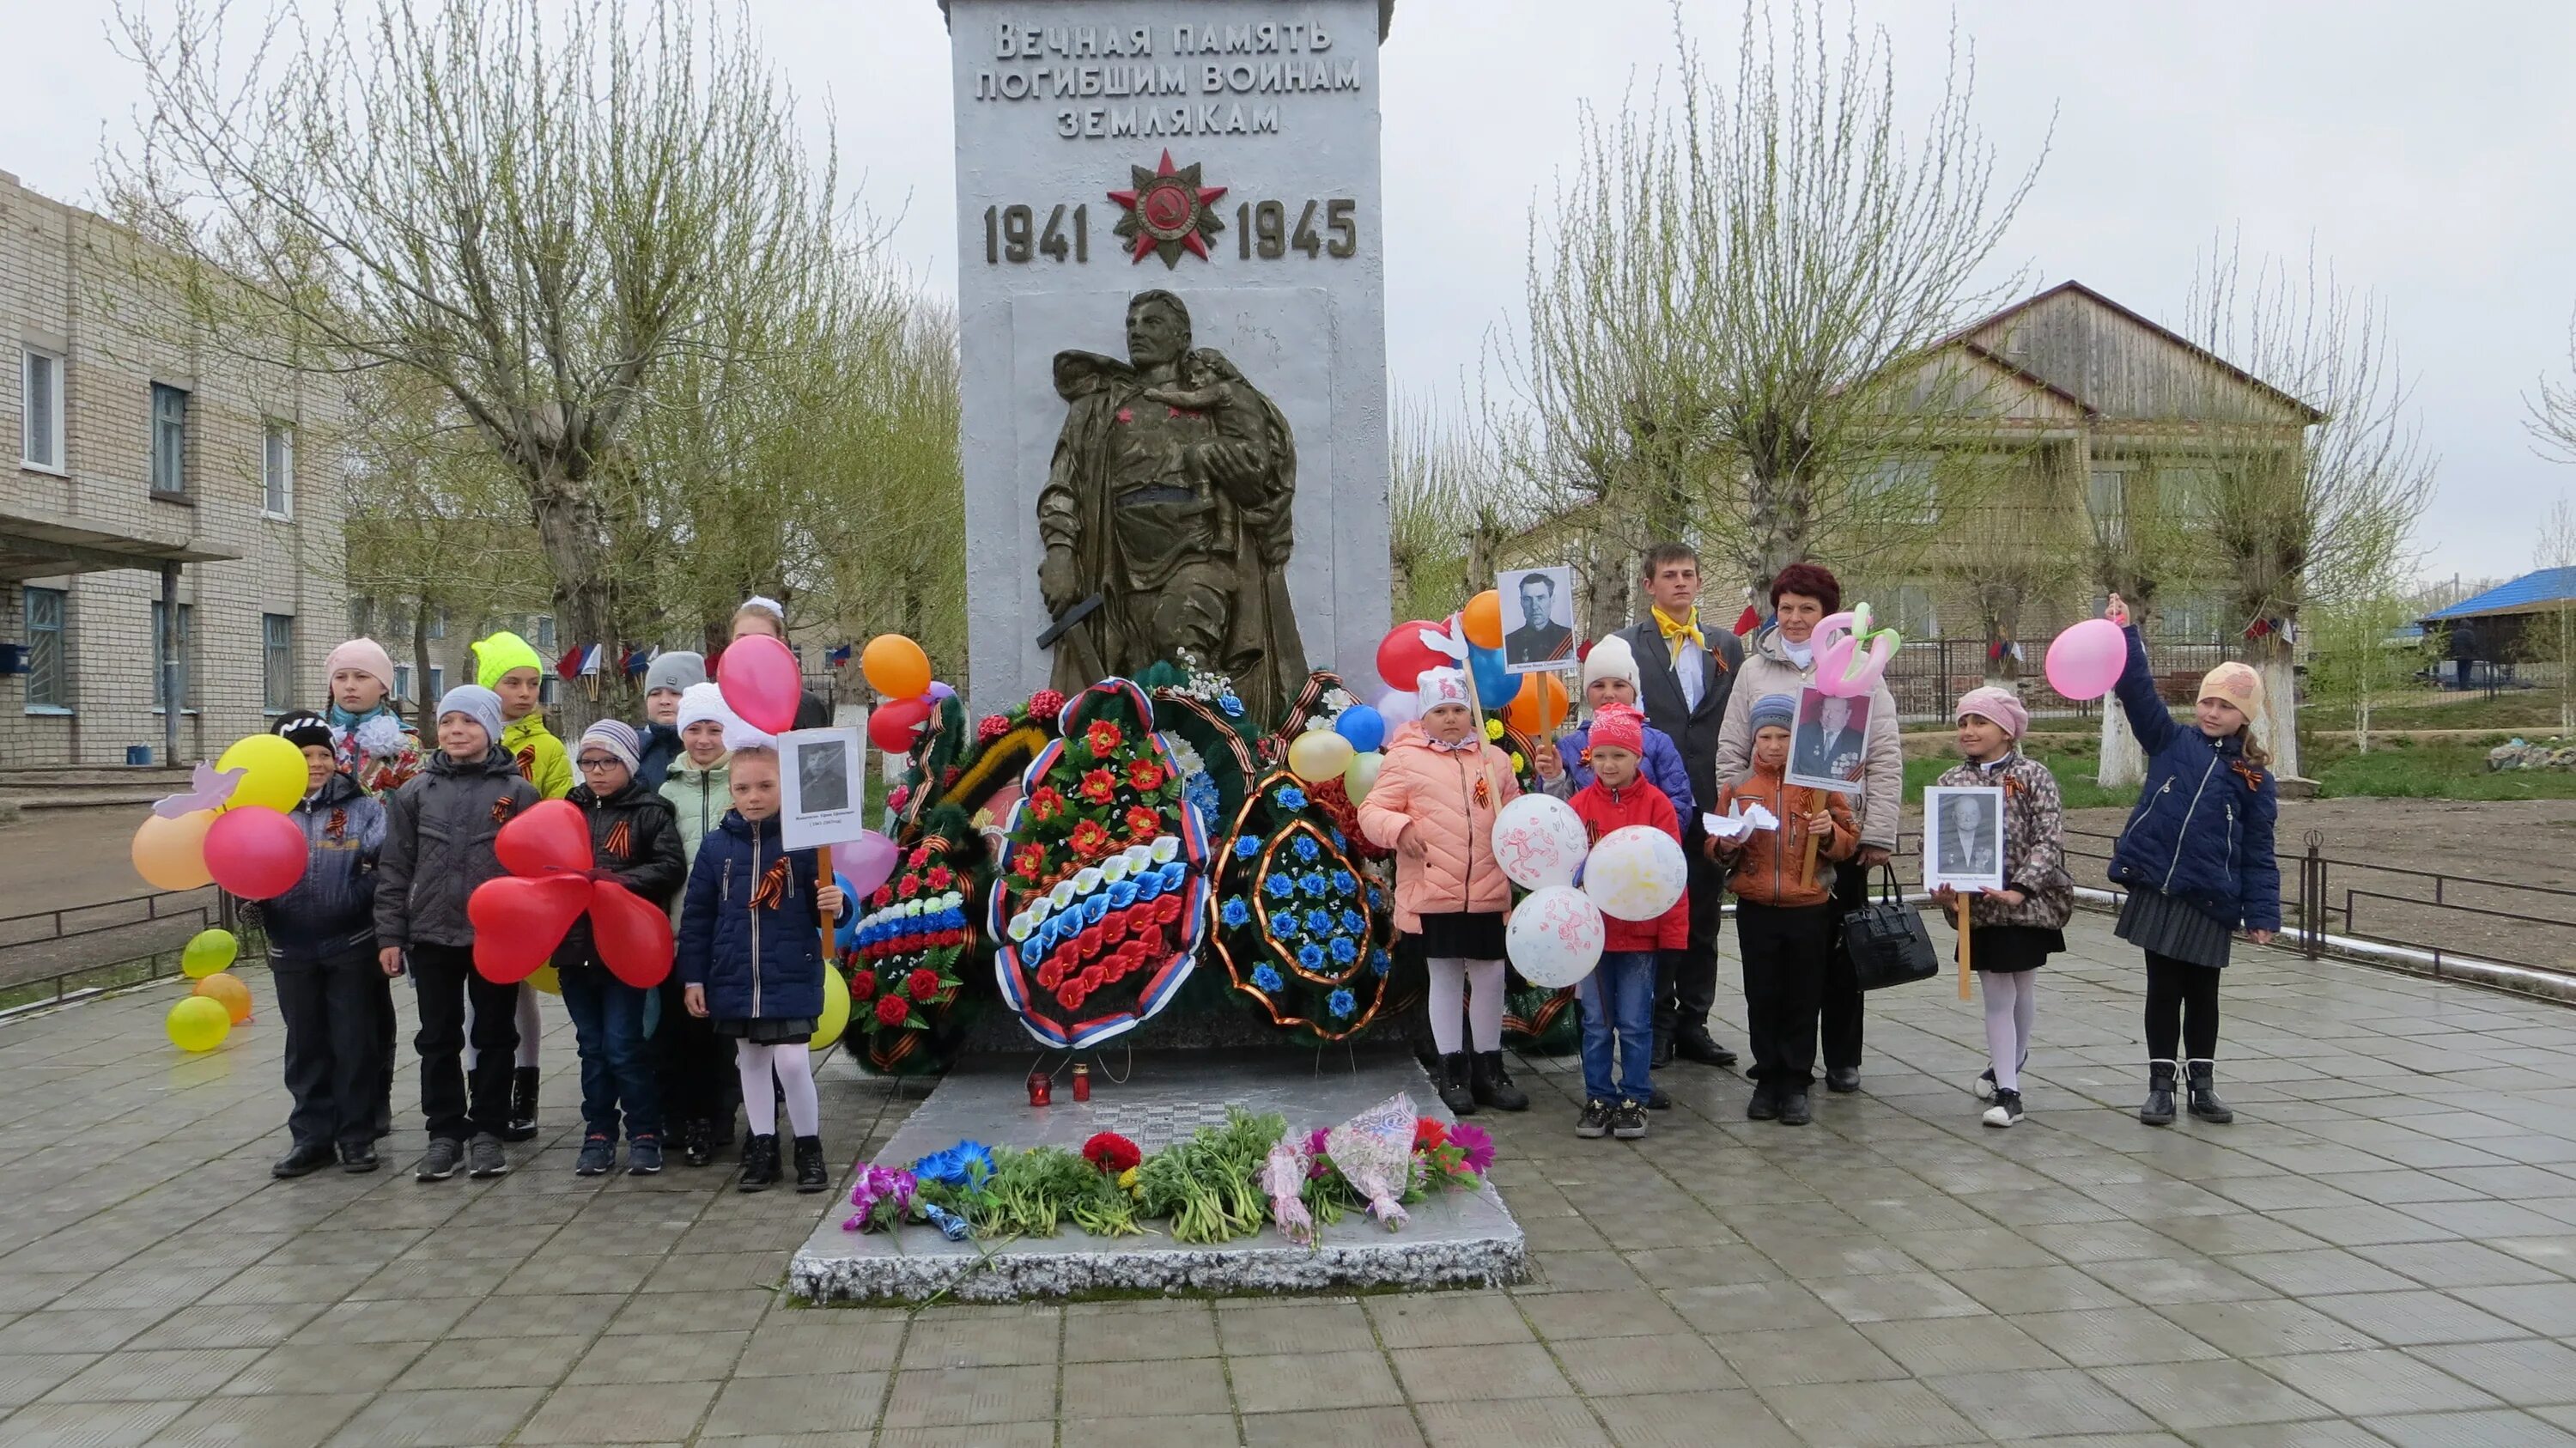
1940, 451, 2082, 688
106, 0, 842, 729
2528, 496, 2576, 737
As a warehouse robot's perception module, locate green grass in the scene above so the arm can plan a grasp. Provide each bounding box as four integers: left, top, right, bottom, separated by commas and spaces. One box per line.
1903, 748, 2137, 812
2307, 739, 2576, 801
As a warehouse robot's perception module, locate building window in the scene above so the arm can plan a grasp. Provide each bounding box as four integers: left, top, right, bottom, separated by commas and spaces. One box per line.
151, 383, 189, 496
262, 613, 295, 712
21, 347, 64, 472
534, 616, 556, 652
349, 594, 373, 637
25, 587, 70, 710
2087, 469, 2126, 545
428, 665, 444, 699
151, 600, 195, 711
262, 422, 294, 517
428, 607, 446, 640
393, 663, 412, 701
1883, 584, 1940, 639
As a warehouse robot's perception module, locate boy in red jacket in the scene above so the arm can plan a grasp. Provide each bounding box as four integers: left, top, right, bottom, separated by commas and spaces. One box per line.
1566, 705, 1687, 1140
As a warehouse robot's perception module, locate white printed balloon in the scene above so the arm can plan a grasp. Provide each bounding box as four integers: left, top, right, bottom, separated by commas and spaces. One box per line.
1583, 825, 1689, 922
1506, 885, 1607, 989
1489, 794, 1589, 890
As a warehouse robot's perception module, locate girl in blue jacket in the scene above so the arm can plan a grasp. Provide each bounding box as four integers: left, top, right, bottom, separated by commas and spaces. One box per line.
676, 741, 845, 1193
2101, 595, 2280, 1128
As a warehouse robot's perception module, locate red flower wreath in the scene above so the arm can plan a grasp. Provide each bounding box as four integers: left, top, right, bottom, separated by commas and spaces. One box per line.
925, 865, 954, 891
1026, 785, 1066, 823
1068, 818, 1113, 860
1081, 1132, 1142, 1173
1012, 843, 1047, 880
848, 968, 878, 1002
1122, 804, 1163, 837
873, 994, 912, 1028
897, 874, 921, 899
1085, 720, 1125, 758
905, 967, 942, 1001
1125, 757, 1165, 792
1078, 768, 1118, 806
870, 885, 895, 910
907, 845, 933, 869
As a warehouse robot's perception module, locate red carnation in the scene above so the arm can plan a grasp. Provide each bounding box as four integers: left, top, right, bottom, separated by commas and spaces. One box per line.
848, 968, 877, 1002
1085, 720, 1125, 758
873, 994, 913, 1029
1123, 805, 1163, 837
1082, 1132, 1142, 1174
977, 713, 1012, 742
1012, 844, 1047, 880
926, 865, 954, 891
1078, 769, 1118, 806
906, 968, 942, 1001
1029, 689, 1066, 720
1414, 1117, 1449, 1152
1125, 757, 1165, 792
1069, 819, 1113, 860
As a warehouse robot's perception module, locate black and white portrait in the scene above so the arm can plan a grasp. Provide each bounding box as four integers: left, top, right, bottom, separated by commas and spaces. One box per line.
1784, 686, 1873, 794
797, 739, 850, 816
1924, 786, 2007, 893
1498, 565, 1577, 672
778, 726, 866, 851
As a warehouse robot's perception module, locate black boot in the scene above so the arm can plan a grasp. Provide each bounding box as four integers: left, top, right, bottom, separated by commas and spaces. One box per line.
1650, 1029, 1675, 1068
738, 1134, 781, 1192
2138, 1060, 2178, 1126
793, 1135, 829, 1193
2186, 1060, 2235, 1124
682, 1116, 715, 1168
501, 1066, 540, 1142
1437, 1053, 1478, 1116
1471, 1051, 1529, 1112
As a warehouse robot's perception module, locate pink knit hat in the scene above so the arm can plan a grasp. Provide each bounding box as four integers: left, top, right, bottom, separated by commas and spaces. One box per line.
325, 638, 397, 700
1953, 685, 2030, 739
1589, 703, 1645, 756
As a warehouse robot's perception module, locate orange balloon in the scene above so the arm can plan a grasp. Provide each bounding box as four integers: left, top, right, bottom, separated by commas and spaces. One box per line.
1503, 671, 1570, 734
860, 635, 933, 700
1461, 590, 1504, 650
133, 810, 218, 891
193, 970, 253, 1025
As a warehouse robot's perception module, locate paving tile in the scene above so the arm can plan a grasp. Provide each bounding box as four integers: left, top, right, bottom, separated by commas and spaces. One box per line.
0, 1309, 172, 1354
897, 1306, 1059, 1369
137, 1391, 370, 1448
40, 1348, 267, 1403
1063, 1301, 1219, 1362
2352, 1238, 2568, 1288
1941, 1263, 2136, 1316
876, 1364, 1054, 1429
1715, 1323, 1910, 1387
515, 1379, 720, 1443
1589, 1388, 1804, 1447
1756, 1378, 1984, 1445
1059, 1413, 1238, 1448
1060, 1354, 1228, 1420
1860, 1316, 2065, 1375
1809, 1269, 1991, 1323
1364, 1293, 1532, 1348
1662, 1279, 1844, 1335
1242, 1404, 1424, 1446
0, 1398, 191, 1447
1556, 1331, 1739, 1396
320, 1384, 545, 1446
2459, 1282, 2576, 1335
2154, 1298, 2379, 1357
387, 1332, 584, 1390
2251, 1347, 2500, 1416
2091, 1360, 2335, 1431
1923, 1365, 2160, 1439
2305, 1288, 2528, 1345
449, 1292, 623, 1340
602, 1288, 776, 1335
566, 1329, 750, 1384
2224, 1248, 2421, 1297
875, 1425, 1050, 1448
1390, 1341, 1571, 1402
284, 1298, 469, 1347
1226, 1348, 1400, 1415
1415, 1396, 1607, 1447
1515, 1287, 1688, 1341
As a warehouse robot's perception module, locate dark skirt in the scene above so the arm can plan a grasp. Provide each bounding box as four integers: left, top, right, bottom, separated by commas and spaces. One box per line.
1408, 911, 1507, 960
2115, 888, 2233, 970
712, 1016, 818, 1044
1971, 925, 2065, 974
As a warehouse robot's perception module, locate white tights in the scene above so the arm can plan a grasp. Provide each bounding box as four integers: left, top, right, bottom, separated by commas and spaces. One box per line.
737, 1041, 818, 1139
1425, 957, 1506, 1055
1981, 969, 2038, 1092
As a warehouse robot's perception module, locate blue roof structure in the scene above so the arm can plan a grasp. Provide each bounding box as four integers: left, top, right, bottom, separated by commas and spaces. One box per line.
2423, 568, 2576, 622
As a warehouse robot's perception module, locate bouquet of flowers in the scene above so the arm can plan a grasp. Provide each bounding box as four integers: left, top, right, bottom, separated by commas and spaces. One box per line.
1298, 1095, 1495, 1232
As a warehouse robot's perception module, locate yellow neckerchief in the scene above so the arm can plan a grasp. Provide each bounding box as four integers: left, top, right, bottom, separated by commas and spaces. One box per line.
1649, 605, 1704, 664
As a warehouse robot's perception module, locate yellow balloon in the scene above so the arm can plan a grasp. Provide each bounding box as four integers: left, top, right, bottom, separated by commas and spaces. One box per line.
1286, 729, 1356, 787
1341, 749, 1384, 804
181, 928, 239, 980
811, 965, 852, 1050
133, 810, 217, 891
217, 733, 308, 813
167, 995, 231, 1053
528, 965, 562, 996
194, 970, 253, 1025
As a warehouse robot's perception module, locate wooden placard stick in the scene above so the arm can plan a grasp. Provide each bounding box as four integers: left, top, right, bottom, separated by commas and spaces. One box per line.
817, 843, 836, 963
1955, 891, 1973, 1000
1451, 616, 1504, 812
1798, 788, 1822, 889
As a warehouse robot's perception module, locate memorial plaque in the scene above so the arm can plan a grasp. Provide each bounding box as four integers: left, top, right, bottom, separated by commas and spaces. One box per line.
945, 0, 1395, 721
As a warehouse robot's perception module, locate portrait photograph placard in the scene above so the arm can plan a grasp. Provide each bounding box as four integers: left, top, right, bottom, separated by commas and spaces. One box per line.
778, 726, 866, 852
1924, 786, 2008, 894
1783, 685, 1874, 794
1497, 565, 1578, 672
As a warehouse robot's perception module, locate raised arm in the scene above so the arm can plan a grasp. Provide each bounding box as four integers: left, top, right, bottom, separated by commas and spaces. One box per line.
2104, 597, 2178, 757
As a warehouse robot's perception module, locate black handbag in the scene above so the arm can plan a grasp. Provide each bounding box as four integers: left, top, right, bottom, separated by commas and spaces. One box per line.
1843, 863, 1940, 991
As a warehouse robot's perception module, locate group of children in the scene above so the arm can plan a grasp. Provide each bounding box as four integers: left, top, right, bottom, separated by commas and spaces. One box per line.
263, 600, 842, 1192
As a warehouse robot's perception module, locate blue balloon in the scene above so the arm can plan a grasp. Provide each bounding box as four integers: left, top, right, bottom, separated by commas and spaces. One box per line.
832, 873, 860, 952
1468, 647, 1528, 709
1334, 703, 1387, 753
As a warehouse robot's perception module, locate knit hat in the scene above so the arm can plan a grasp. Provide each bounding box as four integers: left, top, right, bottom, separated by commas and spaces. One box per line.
1582, 634, 1639, 691
272, 709, 334, 751
1953, 685, 2030, 740
2196, 661, 2264, 722
578, 720, 641, 776
436, 684, 506, 751
722, 715, 777, 754
1749, 693, 1798, 734
1589, 703, 1644, 756
643, 650, 706, 697
674, 682, 739, 735
471, 631, 544, 690
323, 638, 397, 701
1416, 666, 1471, 710
738, 595, 787, 627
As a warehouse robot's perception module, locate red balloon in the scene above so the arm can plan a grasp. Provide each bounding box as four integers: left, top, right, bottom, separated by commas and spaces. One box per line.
496, 798, 592, 878
718, 634, 802, 735
589, 879, 675, 989
1376, 620, 1450, 692
204, 806, 307, 900
466, 874, 591, 983
869, 696, 933, 753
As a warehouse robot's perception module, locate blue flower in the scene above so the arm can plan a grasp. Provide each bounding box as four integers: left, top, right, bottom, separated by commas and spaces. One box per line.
1187, 776, 1222, 824
1368, 887, 1385, 909
1292, 836, 1320, 862
1106, 879, 1139, 909
1299, 872, 1327, 897
1233, 835, 1259, 860
1252, 964, 1284, 992
1330, 829, 1347, 850
1329, 937, 1358, 965
1219, 694, 1244, 716
1277, 785, 1307, 811
1339, 910, 1364, 934
1263, 875, 1294, 900
1295, 909, 1325, 936
1370, 948, 1392, 976
1328, 989, 1356, 1018
1221, 898, 1251, 928
1331, 869, 1357, 894
914, 1141, 996, 1188
1297, 942, 1326, 971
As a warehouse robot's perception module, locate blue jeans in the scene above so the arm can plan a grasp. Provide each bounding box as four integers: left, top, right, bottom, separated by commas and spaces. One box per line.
557, 963, 661, 1141
1578, 951, 1659, 1104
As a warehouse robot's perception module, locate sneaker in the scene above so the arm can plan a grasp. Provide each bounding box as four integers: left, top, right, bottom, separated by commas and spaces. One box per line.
575, 1134, 616, 1176
338, 1141, 380, 1174
1777, 1089, 1813, 1126
1575, 1099, 1613, 1139
273, 1142, 336, 1178
1983, 1089, 2025, 1129
1974, 1067, 1998, 1101
1612, 1099, 1648, 1140
466, 1133, 510, 1178
626, 1136, 664, 1176
1746, 1085, 1779, 1121
416, 1137, 464, 1182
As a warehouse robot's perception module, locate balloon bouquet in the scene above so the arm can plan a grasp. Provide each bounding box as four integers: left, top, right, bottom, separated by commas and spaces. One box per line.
131, 735, 319, 1054
1789, 603, 1903, 884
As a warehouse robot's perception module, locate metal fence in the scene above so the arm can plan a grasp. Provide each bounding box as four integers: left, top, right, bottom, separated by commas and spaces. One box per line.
1880, 635, 2239, 726
0, 887, 244, 1016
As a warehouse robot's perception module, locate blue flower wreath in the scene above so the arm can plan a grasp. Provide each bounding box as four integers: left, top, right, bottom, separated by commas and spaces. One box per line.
1303, 908, 1334, 936
1298, 872, 1327, 897
1338, 909, 1365, 935
1330, 869, 1357, 894
1220, 898, 1251, 929
1370, 948, 1392, 976
1328, 989, 1356, 1018
1251, 964, 1284, 992
1219, 694, 1244, 717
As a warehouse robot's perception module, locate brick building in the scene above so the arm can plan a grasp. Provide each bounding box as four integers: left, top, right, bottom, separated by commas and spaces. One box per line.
2, 168, 349, 768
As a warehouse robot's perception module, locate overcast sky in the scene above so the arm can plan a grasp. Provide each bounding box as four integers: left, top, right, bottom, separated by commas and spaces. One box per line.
9, 1, 2571, 583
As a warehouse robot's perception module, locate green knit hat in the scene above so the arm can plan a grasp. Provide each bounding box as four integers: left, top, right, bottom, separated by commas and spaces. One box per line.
472, 630, 544, 691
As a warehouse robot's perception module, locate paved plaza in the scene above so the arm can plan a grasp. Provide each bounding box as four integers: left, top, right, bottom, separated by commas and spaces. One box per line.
10, 917, 2576, 1445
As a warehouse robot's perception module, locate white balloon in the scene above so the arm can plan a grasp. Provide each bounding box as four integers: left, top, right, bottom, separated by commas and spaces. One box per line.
1506, 885, 1606, 989
1490, 794, 1589, 890
1373, 687, 1420, 728
1583, 825, 1689, 922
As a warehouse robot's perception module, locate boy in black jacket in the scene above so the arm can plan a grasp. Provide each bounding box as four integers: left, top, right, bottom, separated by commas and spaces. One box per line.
264, 711, 392, 1177
559, 721, 688, 1175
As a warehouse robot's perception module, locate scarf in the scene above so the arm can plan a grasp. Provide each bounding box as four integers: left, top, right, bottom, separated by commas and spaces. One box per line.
1650, 605, 1704, 664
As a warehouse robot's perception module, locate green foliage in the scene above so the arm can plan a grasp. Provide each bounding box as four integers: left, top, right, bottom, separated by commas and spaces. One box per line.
1903, 751, 2136, 812
1130, 1107, 1286, 1244
2309, 741, 2576, 801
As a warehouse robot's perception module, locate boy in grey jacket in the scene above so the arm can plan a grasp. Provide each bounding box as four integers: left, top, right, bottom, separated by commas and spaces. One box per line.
376, 685, 542, 1182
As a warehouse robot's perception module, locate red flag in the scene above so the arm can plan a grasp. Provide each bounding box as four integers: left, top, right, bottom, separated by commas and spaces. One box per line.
1732, 605, 1762, 637
555, 646, 584, 680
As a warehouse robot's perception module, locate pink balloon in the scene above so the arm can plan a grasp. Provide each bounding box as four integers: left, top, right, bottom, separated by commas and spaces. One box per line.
2045, 618, 2129, 702
1812, 610, 1899, 698
718, 635, 802, 734
204, 806, 307, 900
835, 830, 901, 898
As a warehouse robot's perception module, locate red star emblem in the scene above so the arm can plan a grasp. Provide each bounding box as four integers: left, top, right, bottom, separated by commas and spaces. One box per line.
1108, 150, 1227, 268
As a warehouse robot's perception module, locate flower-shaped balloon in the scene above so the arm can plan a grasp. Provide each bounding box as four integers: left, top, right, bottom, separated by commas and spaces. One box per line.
1811, 603, 1902, 698
465, 800, 672, 988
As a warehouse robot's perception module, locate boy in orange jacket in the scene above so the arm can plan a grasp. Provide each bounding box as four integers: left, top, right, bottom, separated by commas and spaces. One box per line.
1566, 705, 1687, 1141
1709, 693, 1857, 1126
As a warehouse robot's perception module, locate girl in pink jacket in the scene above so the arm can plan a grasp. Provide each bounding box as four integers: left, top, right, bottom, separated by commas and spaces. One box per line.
1357, 667, 1528, 1116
